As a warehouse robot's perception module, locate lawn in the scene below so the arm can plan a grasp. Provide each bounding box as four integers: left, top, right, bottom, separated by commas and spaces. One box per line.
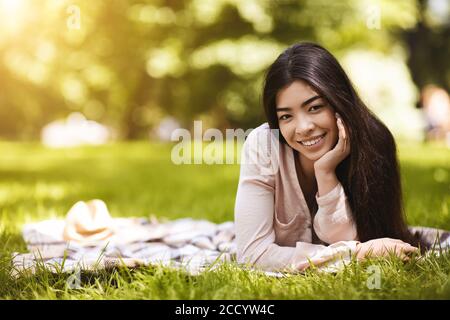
0, 140, 449, 299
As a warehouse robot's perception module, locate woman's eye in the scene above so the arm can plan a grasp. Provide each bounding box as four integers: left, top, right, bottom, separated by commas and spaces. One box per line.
279, 114, 291, 120
309, 105, 323, 112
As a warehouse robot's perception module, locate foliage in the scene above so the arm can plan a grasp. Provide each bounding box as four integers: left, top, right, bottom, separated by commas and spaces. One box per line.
0, 0, 435, 139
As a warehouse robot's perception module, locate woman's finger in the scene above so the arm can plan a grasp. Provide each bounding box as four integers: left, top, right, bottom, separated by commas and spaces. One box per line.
398, 252, 410, 261
401, 245, 419, 253
336, 116, 350, 155
335, 118, 346, 151
336, 117, 344, 139
392, 245, 418, 258
341, 120, 348, 154
338, 117, 346, 140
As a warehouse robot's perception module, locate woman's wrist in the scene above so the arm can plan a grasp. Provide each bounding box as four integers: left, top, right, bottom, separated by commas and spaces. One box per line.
314, 169, 338, 197
314, 166, 334, 177
313, 162, 334, 175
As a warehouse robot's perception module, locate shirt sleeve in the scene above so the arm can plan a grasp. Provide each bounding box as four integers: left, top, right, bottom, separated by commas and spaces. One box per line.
234, 127, 360, 273
313, 182, 359, 244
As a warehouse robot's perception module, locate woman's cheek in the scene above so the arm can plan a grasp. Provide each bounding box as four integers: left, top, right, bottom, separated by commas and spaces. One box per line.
278, 128, 292, 148
279, 125, 289, 142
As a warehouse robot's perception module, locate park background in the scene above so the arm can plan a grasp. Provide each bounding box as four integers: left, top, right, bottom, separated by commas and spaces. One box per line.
0, 0, 449, 299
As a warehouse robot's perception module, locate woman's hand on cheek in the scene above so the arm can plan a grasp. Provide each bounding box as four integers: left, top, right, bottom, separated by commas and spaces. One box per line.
313, 113, 351, 174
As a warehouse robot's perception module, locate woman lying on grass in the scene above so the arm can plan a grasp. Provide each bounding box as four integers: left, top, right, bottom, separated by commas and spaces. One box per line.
234, 42, 431, 272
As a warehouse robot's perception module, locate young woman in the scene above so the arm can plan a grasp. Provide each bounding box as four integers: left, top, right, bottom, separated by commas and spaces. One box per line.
234, 42, 429, 272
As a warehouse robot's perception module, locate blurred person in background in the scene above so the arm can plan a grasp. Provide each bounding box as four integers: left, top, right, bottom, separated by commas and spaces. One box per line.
418, 85, 450, 146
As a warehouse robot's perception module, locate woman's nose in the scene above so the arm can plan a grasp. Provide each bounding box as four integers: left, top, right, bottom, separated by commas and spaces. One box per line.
295, 117, 315, 135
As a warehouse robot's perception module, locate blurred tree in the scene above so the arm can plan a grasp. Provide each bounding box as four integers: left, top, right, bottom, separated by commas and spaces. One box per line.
402, 0, 450, 96
0, 0, 426, 140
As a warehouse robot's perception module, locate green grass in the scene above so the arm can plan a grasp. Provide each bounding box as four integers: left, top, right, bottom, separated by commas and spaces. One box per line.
0, 140, 449, 299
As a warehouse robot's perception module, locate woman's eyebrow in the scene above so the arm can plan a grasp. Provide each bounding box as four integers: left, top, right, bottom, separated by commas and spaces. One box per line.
276, 95, 321, 112
301, 95, 321, 107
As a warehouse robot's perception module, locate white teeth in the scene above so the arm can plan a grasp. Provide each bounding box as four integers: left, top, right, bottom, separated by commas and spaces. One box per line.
300, 134, 324, 146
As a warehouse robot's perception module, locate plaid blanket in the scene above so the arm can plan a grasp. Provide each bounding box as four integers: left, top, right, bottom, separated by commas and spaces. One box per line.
11, 217, 450, 278
12, 217, 242, 277
408, 225, 450, 250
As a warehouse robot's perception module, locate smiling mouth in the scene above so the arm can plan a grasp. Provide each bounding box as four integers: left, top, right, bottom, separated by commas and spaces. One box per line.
297, 133, 326, 146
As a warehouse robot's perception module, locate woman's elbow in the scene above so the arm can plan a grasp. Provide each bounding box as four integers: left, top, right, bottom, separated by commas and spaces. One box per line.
236, 244, 273, 270
236, 247, 259, 266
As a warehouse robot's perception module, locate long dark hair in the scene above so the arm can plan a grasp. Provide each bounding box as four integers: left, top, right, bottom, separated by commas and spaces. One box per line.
262, 42, 421, 247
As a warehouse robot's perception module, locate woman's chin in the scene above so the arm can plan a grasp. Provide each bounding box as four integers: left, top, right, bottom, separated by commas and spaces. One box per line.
301, 152, 325, 162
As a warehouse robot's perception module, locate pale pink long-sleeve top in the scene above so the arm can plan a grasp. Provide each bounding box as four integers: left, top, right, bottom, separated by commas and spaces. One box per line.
234, 123, 360, 272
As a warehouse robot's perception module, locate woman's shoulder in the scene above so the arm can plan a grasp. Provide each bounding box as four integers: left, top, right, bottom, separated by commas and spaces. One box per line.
245, 122, 273, 145
242, 123, 282, 169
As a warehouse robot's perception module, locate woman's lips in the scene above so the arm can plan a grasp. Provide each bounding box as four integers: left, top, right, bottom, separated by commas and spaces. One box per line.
297, 133, 326, 149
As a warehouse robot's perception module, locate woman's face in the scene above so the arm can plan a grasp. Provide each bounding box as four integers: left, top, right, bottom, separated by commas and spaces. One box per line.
275, 80, 339, 162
